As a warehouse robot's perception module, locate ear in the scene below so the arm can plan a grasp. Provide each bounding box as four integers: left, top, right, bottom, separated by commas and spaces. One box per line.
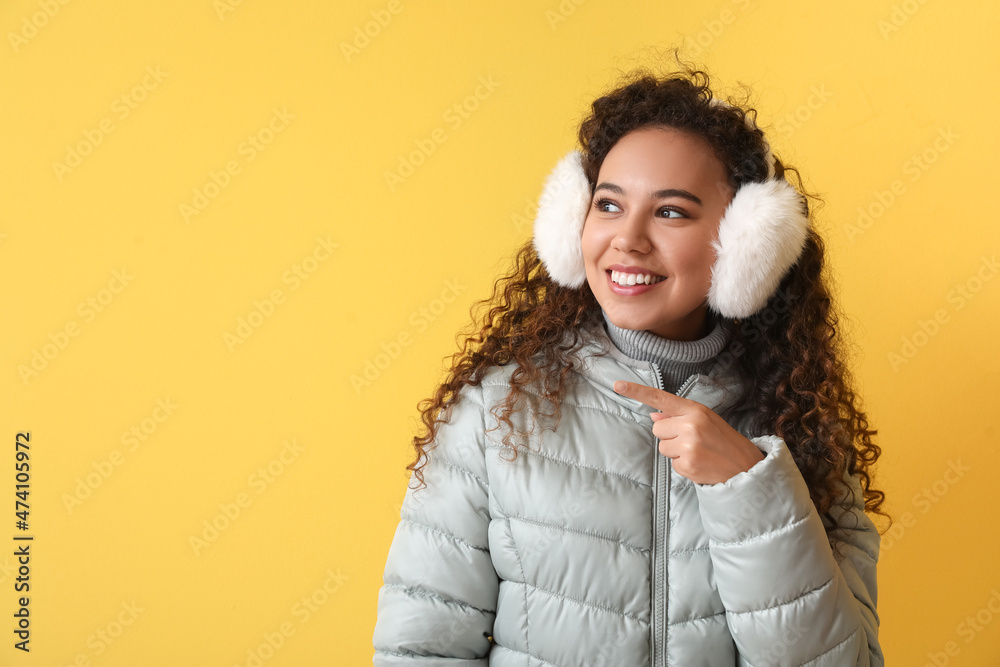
531, 150, 591, 288
707, 179, 809, 319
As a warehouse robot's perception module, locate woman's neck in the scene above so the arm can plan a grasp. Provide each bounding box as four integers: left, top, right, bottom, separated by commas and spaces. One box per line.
600, 308, 733, 393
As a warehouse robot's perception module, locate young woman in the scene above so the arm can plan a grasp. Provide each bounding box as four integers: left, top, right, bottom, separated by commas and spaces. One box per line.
373, 60, 888, 666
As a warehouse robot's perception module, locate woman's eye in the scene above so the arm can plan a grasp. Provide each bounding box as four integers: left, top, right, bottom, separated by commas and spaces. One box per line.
594, 198, 621, 213
593, 198, 686, 219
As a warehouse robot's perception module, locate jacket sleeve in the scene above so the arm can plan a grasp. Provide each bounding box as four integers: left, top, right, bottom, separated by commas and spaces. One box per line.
692, 435, 883, 667
372, 383, 499, 666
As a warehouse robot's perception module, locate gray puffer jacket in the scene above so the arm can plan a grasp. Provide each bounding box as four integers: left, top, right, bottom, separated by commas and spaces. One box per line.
373, 322, 882, 666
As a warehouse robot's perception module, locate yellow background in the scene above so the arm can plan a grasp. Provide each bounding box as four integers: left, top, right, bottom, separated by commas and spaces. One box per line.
1, 0, 998, 664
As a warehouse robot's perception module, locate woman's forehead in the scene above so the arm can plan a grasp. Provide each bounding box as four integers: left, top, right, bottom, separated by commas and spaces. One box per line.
599, 127, 731, 198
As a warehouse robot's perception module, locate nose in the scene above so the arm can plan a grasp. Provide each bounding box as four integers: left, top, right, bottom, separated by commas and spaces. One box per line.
611, 210, 652, 253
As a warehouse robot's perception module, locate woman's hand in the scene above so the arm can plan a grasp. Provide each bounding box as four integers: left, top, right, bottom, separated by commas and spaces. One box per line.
613, 380, 765, 485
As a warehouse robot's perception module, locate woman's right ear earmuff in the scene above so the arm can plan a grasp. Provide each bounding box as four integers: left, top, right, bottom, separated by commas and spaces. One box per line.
530, 150, 591, 290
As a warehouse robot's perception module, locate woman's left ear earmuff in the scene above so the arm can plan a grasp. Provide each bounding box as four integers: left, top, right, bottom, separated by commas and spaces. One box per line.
531, 134, 810, 319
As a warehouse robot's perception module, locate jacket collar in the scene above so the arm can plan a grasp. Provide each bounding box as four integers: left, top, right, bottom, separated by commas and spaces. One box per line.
571, 320, 748, 417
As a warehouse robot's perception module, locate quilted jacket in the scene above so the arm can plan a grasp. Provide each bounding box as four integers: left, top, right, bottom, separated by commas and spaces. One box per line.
372, 321, 882, 666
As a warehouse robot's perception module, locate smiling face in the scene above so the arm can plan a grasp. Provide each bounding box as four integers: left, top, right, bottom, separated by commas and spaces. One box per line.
581, 125, 735, 341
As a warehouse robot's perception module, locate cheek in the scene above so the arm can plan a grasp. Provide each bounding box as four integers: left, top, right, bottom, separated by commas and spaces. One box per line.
580, 217, 602, 263
701, 223, 723, 274
661, 233, 719, 280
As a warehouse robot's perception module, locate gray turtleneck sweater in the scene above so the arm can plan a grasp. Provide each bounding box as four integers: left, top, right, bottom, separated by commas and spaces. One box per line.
600, 309, 734, 393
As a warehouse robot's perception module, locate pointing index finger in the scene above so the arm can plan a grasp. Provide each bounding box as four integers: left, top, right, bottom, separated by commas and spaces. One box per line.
612, 380, 687, 414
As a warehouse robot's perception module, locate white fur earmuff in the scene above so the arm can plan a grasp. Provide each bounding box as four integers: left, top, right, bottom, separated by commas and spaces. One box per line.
530, 150, 591, 290
531, 109, 810, 319
707, 178, 809, 318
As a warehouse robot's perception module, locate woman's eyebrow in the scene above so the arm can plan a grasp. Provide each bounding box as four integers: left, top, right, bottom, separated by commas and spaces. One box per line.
594, 182, 703, 206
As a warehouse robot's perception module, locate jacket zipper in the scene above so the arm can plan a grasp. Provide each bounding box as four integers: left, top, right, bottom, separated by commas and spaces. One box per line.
650, 367, 699, 667
650, 362, 666, 667
675, 373, 698, 399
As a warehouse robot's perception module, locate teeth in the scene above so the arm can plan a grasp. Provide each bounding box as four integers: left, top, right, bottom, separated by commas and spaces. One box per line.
611, 270, 666, 286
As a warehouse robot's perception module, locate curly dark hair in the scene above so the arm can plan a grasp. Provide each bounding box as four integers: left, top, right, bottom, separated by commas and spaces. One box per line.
404, 51, 890, 550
